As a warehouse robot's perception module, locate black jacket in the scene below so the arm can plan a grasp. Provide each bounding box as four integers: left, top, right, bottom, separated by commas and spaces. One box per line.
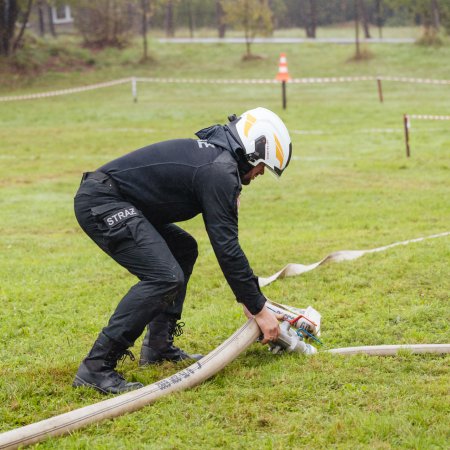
99, 138, 266, 315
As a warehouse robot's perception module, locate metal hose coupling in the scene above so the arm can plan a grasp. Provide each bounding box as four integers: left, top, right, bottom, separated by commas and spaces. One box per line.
268, 320, 317, 355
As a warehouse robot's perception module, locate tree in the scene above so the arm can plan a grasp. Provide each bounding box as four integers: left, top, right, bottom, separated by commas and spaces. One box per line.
305, 0, 317, 38
0, 0, 33, 56
13, 0, 32, 47
385, 0, 444, 43
359, 0, 371, 38
222, 0, 273, 60
375, 0, 384, 38
216, 0, 226, 38
164, 0, 175, 37
140, 0, 151, 60
354, 0, 361, 58
73, 0, 134, 48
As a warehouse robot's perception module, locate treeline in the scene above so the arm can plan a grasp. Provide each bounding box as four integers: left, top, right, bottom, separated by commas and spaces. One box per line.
149, 0, 446, 37
1, 0, 449, 57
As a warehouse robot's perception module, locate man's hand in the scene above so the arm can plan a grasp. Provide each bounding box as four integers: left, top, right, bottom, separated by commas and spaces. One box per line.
253, 306, 283, 344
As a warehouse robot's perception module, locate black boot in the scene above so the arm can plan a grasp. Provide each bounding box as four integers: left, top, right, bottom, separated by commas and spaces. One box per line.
139, 315, 203, 365
73, 332, 144, 394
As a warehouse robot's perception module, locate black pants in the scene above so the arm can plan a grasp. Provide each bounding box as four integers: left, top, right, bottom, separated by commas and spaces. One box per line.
74, 173, 198, 348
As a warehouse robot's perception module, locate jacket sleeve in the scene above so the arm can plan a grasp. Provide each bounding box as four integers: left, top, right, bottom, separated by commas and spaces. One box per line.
194, 161, 266, 315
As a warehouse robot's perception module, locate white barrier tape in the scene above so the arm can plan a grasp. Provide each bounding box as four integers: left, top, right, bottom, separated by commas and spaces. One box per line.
409, 114, 450, 121
291, 76, 375, 83
135, 77, 277, 84
2, 75, 449, 102
0, 78, 132, 102
138, 76, 450, 85
379, 76, 450, 85
258, 231, 450, 287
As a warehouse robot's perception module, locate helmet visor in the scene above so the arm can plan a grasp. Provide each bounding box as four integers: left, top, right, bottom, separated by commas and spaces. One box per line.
253, 135, 267, 161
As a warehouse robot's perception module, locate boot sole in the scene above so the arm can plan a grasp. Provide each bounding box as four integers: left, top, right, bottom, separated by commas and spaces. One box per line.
139, 354, 203, 366
72, 375, 110, 395
73, 375, 143, 394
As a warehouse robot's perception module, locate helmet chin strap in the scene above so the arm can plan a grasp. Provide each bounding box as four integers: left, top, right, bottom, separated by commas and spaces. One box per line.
235, 148, 255, 180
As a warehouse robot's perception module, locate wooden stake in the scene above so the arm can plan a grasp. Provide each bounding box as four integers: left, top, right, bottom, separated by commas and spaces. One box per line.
403, 114, 410, 158
377, 77, 384, 103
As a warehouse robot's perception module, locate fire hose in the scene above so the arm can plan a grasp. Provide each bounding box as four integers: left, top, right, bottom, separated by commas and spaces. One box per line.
0, 300, 448, 449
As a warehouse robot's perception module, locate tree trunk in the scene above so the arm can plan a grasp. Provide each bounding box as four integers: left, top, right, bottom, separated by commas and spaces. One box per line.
354, 0, 361, 58
297, 0, 307, 37
37, 0, 45, 36
306, 0, 316, 38
47, 4, 56, 37
360, 0, 371, 38
141, 0, 148, 60
0, 0, 19, 56
165, 0, 174, 37
216, 0, 226, 38
431, 0, 440, 31
376, 0, 383, 39
187, 0, 194, 38
13, 0, 33, 51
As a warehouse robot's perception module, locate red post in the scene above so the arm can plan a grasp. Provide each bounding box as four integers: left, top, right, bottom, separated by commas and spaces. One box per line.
377, 77, 383, 103
403, 114, 410, 158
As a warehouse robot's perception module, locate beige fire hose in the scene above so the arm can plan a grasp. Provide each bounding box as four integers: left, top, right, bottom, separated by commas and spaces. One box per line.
328, 344, 450, 356
0, 319, 261, 450
258, 231, 450, 287
0, 316, 448, 449
1, 232, 449, 448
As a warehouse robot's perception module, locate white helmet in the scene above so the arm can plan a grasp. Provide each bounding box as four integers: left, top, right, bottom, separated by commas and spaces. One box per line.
227, 107, 292, 177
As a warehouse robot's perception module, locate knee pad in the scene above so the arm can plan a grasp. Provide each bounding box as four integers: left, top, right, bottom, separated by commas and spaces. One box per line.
162, 266, 185, 305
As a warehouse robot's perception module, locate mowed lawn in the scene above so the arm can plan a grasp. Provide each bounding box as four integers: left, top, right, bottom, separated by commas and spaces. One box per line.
0, 39, 449, 448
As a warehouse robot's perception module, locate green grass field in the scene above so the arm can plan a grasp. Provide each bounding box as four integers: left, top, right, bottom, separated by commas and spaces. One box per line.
0, 37, 449, 449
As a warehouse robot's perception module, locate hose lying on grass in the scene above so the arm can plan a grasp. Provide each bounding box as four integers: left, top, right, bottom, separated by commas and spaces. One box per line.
0, 317, 448, 450
258, 231, 450, 287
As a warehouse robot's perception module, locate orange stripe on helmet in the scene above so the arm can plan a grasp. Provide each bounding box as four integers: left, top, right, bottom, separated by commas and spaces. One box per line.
274, 133, 284, 166
244, 113, 257, 137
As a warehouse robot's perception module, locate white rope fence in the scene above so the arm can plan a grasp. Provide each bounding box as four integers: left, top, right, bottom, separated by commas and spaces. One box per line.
403, 114, 450, 157
0, 78, 132, 102
409, 114, 450, 120
1, 75, 449, 103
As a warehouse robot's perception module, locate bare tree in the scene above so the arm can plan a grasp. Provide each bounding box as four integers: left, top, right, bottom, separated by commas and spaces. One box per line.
141, 0, 150, 60
186, 0, 194, 37
305, 0, 316, 38
74, 0, 134, 48
0, 0, 34, 56
47, 1, 56, 37
222, 0, 273, 60
354, 0, 361, 58
13, 0, 32, 50
431, 0, 440, 30
375, 0, 384, 38
359, 0, 371, 38
37, 0, 45, 35
164, 0, 175, 37
216, 0, 226, 38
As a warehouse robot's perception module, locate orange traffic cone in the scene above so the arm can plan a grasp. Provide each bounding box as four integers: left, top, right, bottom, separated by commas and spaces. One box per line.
275, 53, 291, 82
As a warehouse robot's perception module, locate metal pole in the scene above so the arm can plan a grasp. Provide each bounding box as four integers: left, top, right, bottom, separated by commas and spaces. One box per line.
403, 114, 410, 158
282, 81, 287, 110
377, 77, 383, 103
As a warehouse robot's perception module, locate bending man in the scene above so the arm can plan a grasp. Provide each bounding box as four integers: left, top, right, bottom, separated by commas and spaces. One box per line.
73, 107, 292, 394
